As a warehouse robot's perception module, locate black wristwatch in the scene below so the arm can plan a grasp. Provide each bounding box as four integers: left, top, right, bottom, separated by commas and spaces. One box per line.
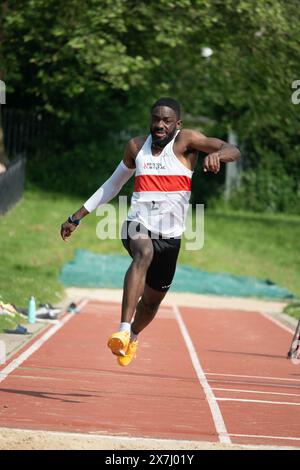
68, 215, 81, 226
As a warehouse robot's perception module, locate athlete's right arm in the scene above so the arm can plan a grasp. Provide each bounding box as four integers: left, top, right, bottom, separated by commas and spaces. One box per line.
60, 139, 137, 241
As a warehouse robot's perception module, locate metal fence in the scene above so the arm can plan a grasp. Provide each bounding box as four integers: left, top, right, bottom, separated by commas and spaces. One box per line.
0, 107, 52, 214
1, 108, 46, 158
0, 155, 26, 215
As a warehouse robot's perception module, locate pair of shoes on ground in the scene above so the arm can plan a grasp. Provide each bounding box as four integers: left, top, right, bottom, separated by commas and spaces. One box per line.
107, 331, 138, 367
13, 303, 61, 320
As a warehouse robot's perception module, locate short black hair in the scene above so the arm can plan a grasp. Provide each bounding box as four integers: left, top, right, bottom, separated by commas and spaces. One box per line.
151, 97, 181, 119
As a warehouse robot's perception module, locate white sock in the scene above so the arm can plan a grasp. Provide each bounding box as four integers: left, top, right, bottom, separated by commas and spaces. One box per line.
119, 322, 131, 333
130, 327, 138, 342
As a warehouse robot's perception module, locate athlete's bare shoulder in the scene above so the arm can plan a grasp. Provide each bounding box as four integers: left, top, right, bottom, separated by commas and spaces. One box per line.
176, 128, 205, 148
123, 136, 147, 169
129, 136, 147, 156
173, 129, 200, 170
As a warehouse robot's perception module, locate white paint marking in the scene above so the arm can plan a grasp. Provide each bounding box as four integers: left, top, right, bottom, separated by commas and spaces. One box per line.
230, 433, 300, 442
205, 372, 300, 382
216, 397, 300, 406
172, 304, 231, 444
0, 299, 88, 383
212, 387, 300, 398
258, 311, 294, 334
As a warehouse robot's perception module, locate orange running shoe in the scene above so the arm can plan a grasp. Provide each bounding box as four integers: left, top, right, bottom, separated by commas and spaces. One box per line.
117, 340, 139, 367
107, 331, 130, 357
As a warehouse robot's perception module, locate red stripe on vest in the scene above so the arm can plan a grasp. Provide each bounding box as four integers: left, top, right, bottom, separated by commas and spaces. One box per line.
134, 174, 191, 192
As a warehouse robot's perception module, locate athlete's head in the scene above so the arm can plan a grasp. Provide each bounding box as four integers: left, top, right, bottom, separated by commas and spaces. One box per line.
150, 97, 181, 148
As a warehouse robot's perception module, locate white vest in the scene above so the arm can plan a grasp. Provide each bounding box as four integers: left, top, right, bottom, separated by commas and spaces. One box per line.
127, 131, 193, 237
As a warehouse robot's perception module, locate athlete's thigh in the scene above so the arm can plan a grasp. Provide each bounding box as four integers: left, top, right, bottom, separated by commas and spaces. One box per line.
122, 220, 153, 259
146, 238, 181, 292
129, 234, 154, 260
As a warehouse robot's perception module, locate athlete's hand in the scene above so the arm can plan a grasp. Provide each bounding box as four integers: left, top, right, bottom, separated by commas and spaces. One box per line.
60, 220, 77, 241
203, 152, 220, 174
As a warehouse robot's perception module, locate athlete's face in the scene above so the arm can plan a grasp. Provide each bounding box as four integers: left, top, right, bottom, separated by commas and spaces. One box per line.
150, 106, 181, 148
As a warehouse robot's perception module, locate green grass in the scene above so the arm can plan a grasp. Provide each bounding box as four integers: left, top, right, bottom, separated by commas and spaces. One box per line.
0, 313, 25, 333
0, 187, 127, 310
179, 209, 300, 301
0, 187, 299, 326
283, 302, 300, 320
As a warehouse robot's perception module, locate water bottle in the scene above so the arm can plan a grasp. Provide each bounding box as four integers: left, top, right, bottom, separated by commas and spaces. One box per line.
28, 296, 36, 324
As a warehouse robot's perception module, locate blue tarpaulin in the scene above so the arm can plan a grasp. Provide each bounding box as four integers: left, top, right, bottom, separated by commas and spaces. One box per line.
60, 249, 294, 299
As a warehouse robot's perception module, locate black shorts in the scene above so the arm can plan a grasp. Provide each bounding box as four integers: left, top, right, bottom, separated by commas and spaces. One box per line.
121, 220, 181, 292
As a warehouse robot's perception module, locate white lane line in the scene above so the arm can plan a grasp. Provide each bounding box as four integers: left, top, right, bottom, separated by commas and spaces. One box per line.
205, 372, 300, 382
212, 387, 300, 398
209, 379, 300, 391
0, 299, 88, 383
216, 397, 300, 406
258, 311, 294, 334
230, 433, 300, 442
172, 304, 231, 445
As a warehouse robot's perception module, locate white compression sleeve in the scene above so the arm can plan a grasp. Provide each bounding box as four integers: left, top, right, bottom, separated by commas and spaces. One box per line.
83, 161, 135, 213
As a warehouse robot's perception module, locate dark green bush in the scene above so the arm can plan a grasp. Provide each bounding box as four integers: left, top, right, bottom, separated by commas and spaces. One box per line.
26, 137, 135, 198
227, 164, 300, 214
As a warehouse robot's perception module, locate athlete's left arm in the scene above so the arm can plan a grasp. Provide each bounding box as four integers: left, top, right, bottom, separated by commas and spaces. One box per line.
185, 129, 241, 173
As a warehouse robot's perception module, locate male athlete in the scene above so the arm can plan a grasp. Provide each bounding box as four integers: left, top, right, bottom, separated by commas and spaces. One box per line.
60, 97, 240, 366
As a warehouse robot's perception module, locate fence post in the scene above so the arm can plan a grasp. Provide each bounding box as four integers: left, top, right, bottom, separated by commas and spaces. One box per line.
0, 154, 26, 214
224, 129, 242, 201
0, 80, 5, 105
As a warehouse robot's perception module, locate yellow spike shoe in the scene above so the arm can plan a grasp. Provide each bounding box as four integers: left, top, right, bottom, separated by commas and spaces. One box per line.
107, 330, 130, 357
118, 340, 139, 367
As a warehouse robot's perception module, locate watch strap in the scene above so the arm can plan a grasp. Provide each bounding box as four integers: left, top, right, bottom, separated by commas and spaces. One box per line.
68, 215, 80, 226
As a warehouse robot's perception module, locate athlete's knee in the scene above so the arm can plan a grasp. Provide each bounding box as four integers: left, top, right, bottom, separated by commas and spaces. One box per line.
141, 297, 160, 316
132, 245, 153, 268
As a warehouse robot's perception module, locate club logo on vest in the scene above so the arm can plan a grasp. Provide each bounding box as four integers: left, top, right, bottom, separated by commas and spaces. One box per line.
143, 162, 166, 170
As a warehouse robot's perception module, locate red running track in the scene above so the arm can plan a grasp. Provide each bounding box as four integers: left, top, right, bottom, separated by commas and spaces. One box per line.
0, 300, 299, 448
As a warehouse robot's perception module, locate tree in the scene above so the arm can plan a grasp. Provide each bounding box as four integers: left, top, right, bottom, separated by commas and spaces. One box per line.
0, 1, 9, 167
1, 0, 300, 209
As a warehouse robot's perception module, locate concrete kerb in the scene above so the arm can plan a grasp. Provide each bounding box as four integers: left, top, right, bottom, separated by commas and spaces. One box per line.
0, 322, 47, 362
0, 296, 73, 361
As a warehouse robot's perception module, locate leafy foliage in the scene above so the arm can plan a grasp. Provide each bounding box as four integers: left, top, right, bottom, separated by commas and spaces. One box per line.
1, 0, 299, 211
